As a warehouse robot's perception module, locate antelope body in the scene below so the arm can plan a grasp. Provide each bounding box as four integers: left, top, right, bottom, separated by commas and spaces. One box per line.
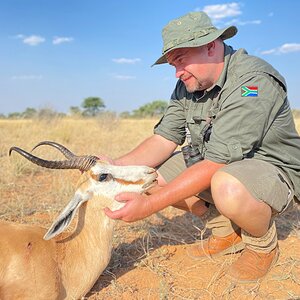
0, 142, 157, 300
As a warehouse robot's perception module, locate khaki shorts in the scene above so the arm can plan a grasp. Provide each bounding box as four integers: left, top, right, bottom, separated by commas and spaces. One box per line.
158, 152, 295, 214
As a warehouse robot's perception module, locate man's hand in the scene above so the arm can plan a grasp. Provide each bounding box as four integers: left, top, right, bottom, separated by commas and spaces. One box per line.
104, 192, 154, 222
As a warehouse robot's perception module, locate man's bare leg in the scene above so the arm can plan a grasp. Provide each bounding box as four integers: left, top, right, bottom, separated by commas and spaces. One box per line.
211, 170, 279, 282
148, 172, 244, 259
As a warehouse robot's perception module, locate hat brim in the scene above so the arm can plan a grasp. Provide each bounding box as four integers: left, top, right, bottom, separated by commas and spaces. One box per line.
152, 25, 237, 66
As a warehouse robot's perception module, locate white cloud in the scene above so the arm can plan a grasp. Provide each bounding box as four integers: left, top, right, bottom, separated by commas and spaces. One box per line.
13, 34, 25, 39
53, 36, 74, 45
113, 74, 136, 80
261, 43, 300, 55
225, 19, 261, 26
196, 3, 260, 27
202, 2, 242, 20
278, 43, 300, 53
22, 35, 45, 46
260, 49, 276, 55
112, 58, 141, 64
11, 75, 43, 80
13, 34, 74, 46
13, 34, 45, 46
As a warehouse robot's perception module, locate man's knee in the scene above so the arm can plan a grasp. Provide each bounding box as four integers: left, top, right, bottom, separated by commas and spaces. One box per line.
211, 171, 245, 218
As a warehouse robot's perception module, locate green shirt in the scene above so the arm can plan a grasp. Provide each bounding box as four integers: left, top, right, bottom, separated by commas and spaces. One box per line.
154, 44, 300, 199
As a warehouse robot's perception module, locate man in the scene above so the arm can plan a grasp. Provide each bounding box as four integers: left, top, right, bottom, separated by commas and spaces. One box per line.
104, 11, 300, 282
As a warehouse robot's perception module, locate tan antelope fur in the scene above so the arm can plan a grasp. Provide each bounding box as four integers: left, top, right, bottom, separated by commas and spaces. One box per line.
0, 141, 157, 300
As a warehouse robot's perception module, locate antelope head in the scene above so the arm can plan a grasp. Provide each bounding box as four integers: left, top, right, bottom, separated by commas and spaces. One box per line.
9, 141, 157, 240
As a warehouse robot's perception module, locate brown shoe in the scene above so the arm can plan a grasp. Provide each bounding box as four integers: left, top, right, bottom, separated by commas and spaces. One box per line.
227, 246, 279, 282
187, 230, 245, 260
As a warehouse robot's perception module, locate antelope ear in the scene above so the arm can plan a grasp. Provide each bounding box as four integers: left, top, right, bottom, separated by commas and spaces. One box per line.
43, 192, 91, 240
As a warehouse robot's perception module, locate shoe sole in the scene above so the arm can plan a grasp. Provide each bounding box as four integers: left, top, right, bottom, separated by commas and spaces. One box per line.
187, 240, 245, 261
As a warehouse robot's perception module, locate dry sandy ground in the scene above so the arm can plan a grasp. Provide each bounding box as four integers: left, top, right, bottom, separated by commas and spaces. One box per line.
21, 203, 299, 300
86, 206, 300, 300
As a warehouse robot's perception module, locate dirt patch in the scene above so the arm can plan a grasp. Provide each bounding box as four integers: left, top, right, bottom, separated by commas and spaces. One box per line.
21, 205, 300, 299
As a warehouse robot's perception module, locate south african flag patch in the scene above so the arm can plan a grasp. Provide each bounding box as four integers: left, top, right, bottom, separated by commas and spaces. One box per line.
241, 86, 258, 97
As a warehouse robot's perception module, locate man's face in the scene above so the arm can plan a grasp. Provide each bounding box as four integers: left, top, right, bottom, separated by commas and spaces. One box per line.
166, 45, 216, 92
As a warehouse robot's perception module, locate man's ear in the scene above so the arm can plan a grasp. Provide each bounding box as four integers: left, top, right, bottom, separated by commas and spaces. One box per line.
207, 41, 216, 56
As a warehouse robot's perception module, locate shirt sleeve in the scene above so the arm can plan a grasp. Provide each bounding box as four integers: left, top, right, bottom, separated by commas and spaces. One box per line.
153, 81, 187, 145
205, 74, 286, 163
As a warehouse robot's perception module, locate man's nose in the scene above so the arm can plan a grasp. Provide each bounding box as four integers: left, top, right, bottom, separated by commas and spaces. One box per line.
175, 67, 184, 79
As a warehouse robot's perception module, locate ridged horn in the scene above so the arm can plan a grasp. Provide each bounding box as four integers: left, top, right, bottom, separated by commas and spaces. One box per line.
9, 143, 98, 172
32, 141, 75, 159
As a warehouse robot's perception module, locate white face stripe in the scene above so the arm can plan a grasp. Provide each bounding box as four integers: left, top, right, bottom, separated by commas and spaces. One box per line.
84, 162, 157, 209
91, 163, 155, 182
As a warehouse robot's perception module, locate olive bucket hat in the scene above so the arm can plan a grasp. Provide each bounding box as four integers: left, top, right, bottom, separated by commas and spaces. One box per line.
153, 11, 237, 66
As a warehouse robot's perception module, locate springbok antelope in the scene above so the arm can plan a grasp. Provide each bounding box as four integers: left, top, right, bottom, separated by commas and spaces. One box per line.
1, 141, 157, 300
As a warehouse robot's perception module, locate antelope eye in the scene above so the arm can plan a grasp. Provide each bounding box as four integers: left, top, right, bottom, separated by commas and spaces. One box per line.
98, 173, 109, 182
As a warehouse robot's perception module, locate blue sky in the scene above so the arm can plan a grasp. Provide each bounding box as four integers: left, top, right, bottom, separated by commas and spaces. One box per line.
1, 1, 300, 115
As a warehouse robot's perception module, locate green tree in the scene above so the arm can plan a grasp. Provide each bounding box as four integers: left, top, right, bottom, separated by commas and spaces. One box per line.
69, 106, 82, 116
22, 107, 37, 119
132, 100, 168, 118
81, 97, 105, 116
8, 112, 22, 119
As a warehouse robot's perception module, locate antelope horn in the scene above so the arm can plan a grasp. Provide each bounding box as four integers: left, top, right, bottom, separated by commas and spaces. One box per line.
32, 141, 75, 159
9, 144, 98, 172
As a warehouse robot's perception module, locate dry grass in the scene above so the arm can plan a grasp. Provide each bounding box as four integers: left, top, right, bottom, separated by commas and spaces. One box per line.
0, 117, 157, 220
0, 116, 299, 299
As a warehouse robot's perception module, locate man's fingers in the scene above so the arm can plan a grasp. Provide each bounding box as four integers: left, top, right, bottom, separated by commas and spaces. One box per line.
104, 207, 123, 219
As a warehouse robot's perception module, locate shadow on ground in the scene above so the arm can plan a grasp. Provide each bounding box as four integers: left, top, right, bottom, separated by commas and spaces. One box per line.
87, 203, 300, 296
